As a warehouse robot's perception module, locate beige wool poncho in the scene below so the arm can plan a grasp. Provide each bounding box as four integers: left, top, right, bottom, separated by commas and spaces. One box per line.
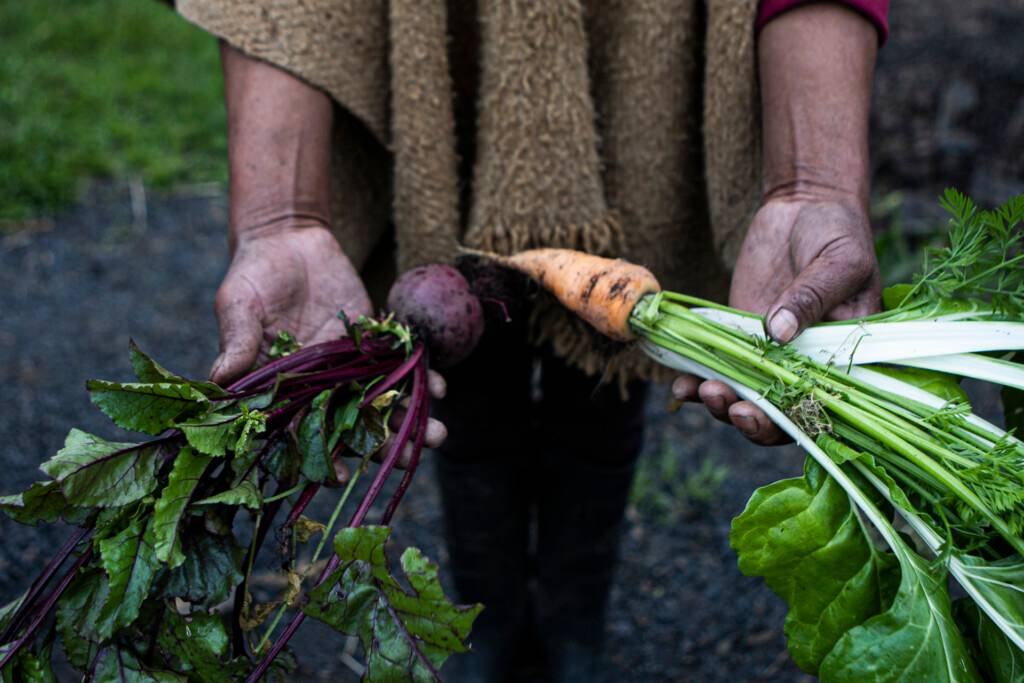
175, 0, 763, 384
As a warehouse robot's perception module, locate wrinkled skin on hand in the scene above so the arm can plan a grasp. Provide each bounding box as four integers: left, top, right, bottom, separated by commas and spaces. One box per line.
215, 42, 447, 468
673, 1, 880, 445
209, 222, 447, 468
672, 196, 881, 445
210, 223, 372, 384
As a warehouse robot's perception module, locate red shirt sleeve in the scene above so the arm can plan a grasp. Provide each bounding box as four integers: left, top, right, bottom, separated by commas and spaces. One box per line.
756, 0, 890, 44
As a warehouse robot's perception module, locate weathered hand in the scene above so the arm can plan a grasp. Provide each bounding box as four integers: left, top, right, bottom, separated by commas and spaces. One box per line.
209, 222, 373, 385
214, 43, 447, 472
672, 196, 881, 444
210, 221, 448, 469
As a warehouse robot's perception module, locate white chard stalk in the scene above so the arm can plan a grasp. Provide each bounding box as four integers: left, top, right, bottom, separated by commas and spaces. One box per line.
634, 190, 1024, 682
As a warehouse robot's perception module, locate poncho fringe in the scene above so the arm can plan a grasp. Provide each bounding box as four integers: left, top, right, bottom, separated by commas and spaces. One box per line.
174, 0, 761, 387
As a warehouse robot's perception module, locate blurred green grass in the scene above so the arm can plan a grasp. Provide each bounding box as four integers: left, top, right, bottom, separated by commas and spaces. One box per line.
0, 1, 227, 220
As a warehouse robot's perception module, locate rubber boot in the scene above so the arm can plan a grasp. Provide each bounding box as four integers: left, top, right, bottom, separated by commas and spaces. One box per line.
533, 356, 648, 683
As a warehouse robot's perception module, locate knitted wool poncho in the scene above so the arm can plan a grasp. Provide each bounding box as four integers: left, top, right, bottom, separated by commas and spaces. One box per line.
175, 0, 763, 383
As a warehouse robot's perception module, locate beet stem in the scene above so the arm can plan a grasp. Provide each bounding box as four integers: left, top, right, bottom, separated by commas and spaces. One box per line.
346, 355, 426, 529
381, 368, 429, 525
0, 526, 91, 644
360, 344, 424, 408
245, 354, 428, 683
226, 339, 359, 392
282, 484, 321, 528
0, 547, 93, 669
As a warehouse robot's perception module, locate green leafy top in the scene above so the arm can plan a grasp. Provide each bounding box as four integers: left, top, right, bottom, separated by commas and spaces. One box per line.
891, 189, 1024, 318
304, 526, 483, 681
1, 329, 458, 682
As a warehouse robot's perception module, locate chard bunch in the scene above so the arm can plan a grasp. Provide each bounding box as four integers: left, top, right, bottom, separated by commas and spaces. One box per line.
633, 189, 1024, 681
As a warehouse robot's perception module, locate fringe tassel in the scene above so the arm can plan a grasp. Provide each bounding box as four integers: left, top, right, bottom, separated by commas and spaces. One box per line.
464, 212, 624, 257
528, 297, 676, 397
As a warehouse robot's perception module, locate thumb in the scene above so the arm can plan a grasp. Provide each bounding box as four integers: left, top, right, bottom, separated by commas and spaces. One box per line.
210, 299, 264, 385
766, 253, 873, 344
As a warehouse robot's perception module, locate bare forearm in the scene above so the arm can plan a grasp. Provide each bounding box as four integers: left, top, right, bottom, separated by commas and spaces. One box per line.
220, 42, 333, 250
758, 3, 877, 205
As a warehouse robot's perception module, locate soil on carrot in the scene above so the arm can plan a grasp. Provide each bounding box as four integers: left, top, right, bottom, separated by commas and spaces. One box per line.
0, 1, 1020, 680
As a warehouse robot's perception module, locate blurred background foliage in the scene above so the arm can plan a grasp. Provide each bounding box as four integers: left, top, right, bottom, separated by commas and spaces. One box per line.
0, 1, 226, 220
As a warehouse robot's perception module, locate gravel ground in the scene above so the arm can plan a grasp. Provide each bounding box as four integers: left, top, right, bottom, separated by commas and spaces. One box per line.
2, 1, 1023, 681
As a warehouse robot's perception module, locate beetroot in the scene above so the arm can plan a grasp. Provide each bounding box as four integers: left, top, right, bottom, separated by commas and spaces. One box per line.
387, 264, 485, 368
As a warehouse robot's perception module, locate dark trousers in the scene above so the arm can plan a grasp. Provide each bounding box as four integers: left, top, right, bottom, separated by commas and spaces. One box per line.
433, 316, 648, 683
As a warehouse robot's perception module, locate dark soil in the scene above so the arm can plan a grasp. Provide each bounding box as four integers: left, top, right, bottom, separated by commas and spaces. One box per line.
2, 2, 1023, 681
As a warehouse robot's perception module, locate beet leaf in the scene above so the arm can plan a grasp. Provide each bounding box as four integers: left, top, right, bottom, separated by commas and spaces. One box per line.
0, 318, 480, 680
40, 430, 163, 507
304, 526, 483, 681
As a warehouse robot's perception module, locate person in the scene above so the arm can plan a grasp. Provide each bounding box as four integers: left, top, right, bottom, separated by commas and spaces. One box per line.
173, 0, 888, 680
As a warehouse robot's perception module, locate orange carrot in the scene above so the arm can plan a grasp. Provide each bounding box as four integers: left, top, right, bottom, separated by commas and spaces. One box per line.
483, 248, 661, 342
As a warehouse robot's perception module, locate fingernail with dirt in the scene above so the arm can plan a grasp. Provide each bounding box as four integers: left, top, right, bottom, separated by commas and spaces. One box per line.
735, 415, 758, 436
768, 308, 798, 343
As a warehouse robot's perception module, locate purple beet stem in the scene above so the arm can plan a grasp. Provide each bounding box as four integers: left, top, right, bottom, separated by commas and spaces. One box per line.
1, 336, 422, 674
245, 354, 429, 683
0, 526, 91, 645
0, 547, 93, 670
381, 372, 429, 525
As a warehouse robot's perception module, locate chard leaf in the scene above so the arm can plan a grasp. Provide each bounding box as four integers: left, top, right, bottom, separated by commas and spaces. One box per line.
240, 390, 275, 411
821, 549, 981, 682
92, 504, 140, 543
304, 526, 483, 680
342, 407, 387, 458
0, 480, 67, 525
730, 459, 900, 672
817, 433, 919, 516
92, 645, 185, 682
193, 472, 261, 510
41, 429, 161, 507
883, 284, 915, 311
179, 414, 238, 457
298, 390, 334, 483
954, 554, 1024, 652
870, 366, 970, 405
153, 446, 211, 567
156, 611, 246, 683
96, 517, 161, 638
87, 380, 208, 435
128, 340, 226, 398
161, 530, 243, 608
955, 597, 1024, 683
230, 442, 261, 477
